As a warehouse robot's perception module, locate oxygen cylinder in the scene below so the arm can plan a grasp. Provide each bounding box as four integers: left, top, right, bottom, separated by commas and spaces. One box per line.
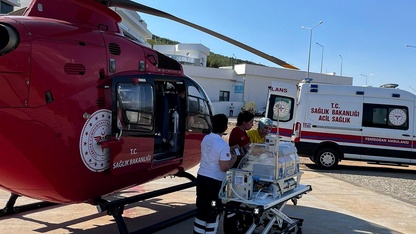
171, 109, 179, 152
172, 109, 179, 133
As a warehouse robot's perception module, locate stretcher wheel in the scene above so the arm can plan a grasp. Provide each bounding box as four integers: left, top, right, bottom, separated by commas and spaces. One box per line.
291, 197, 298, 206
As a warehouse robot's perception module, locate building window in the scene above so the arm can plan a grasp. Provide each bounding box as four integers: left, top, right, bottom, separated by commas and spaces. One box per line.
219, 91, 230, 101
1, 2, 14, 14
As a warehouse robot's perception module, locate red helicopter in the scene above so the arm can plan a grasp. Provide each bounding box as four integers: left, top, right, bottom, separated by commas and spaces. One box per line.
0, 0, 296, 231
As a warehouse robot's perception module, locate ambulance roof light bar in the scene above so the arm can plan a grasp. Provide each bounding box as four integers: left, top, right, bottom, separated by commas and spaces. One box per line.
301, 78, 313, 83
380, 83, 399, 89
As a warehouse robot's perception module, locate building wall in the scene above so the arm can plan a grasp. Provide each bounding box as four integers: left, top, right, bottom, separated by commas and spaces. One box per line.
234, 64, 352, 113
184, 63, 352, 116
114, 8, 152, 46
154, 44, 210, 67
183, 65, 244, 114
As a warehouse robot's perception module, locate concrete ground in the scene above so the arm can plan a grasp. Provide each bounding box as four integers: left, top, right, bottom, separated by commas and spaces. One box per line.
0, 162, 415, 234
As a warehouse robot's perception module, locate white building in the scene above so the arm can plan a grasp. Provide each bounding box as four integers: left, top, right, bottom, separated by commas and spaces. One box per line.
153, 44, 210, 67
184, 63, 352, 115
113, 7, 152, 46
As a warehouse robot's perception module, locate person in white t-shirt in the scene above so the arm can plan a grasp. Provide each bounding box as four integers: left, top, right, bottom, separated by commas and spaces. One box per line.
193, 114, 236, 234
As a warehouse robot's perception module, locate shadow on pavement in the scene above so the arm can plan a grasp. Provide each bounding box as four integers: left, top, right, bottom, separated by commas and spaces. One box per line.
284, 204, 401, 234
0, 189, 403, 234
155, 202, 401, 234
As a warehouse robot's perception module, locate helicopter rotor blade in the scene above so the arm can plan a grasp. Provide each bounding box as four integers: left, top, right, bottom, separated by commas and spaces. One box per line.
104, 0, 298, 70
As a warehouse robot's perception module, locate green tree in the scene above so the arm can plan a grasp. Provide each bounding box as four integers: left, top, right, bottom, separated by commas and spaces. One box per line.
243, 101, 256, 114
147, 35, 179, 45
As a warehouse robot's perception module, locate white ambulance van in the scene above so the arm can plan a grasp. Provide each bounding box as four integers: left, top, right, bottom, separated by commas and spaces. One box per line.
265, 80, 416, 169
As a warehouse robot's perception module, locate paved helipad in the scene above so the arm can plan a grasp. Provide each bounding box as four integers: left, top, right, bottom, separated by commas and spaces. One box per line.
0, 163, 414, 234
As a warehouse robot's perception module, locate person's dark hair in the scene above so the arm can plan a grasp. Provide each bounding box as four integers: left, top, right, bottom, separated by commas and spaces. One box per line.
211, 114, 228, 134
236, 110, 254, 125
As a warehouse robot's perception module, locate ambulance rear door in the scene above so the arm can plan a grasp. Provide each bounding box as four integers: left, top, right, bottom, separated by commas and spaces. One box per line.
265, 81, 297, 141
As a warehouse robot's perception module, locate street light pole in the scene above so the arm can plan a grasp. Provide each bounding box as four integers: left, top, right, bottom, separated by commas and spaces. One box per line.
302, 21, 323, 79
339, 55, 343, 76
316, 42, 324, 73
405, 44, 416, 48
360, 73, 368, 86
232, 54, 237, 67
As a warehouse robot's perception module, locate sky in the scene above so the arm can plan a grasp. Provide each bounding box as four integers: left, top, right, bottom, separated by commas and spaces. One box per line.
134, 0, 416, 93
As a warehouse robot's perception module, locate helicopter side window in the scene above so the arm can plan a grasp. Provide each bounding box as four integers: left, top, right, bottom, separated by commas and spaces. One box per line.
187, 85, 211, 132
117, 83, 154, 132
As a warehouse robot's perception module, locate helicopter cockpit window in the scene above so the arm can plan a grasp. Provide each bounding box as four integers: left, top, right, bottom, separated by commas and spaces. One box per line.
188, 85, 204, 98
187, 85, 211, 132
117, 83, 154, 132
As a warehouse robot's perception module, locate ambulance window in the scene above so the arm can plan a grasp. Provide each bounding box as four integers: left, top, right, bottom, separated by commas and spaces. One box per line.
117, 83, 154, 132
267, 95, 294, 122
362, 104, 408, 130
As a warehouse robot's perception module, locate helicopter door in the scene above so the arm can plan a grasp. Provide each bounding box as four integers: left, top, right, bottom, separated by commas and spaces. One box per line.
153, 81, 187, 161
110, 81, 154, 175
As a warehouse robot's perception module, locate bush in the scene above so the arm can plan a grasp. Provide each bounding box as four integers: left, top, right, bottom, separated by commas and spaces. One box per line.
242, 101, 256, 114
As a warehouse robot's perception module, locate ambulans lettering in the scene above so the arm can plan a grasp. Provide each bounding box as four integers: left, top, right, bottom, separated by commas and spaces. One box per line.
271, 86, 287, 93
388, 139, 409, 144
364, 137, 409, 145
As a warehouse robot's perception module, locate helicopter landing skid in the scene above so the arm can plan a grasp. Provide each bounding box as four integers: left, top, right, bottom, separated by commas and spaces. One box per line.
0, 193, 56, 217
94, 171, 197, 234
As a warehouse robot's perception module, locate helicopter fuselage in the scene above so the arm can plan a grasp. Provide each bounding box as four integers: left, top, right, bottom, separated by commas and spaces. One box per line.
0, 0, 212, 203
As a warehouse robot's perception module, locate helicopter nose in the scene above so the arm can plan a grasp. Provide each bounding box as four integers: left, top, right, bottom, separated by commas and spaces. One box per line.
0, 24, 20, 56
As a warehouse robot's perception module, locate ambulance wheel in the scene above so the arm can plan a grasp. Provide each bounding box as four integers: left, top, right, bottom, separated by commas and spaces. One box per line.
314, 148, 339, 169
